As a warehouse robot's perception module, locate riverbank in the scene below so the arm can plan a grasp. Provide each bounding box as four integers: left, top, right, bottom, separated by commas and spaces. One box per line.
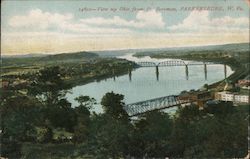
63, 58, 137, 89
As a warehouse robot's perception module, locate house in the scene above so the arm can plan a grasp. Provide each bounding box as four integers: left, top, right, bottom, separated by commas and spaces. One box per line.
215, 91, 249, 104
234, 95, 249, 103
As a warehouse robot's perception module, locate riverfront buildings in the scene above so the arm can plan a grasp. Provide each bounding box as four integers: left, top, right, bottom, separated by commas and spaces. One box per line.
237, 75, 250, 90
179, 90, 212, 107
215, 91, 249, 104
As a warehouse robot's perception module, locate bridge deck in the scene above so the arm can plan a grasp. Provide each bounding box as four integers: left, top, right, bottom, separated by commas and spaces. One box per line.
124, 95, 191, 117
136, 61, 218, 67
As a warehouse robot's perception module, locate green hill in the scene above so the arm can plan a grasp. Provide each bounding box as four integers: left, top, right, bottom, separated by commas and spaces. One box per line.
41, 52, 98, 61
2, 51, 99, 66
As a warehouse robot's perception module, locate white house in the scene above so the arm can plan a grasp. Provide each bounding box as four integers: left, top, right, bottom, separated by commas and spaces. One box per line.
215, 91, 249, 104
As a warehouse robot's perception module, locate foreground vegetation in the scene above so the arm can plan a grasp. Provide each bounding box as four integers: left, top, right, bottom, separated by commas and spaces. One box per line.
1, 66, 248, 158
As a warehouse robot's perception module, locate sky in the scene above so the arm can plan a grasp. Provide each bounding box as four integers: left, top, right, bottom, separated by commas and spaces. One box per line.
1, 0, 250, 55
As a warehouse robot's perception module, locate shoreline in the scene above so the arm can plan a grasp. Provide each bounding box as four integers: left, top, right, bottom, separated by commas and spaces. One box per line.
63, 59, 137, 89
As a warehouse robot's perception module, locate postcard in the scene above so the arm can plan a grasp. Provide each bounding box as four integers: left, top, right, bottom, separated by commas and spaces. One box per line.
1, 0, 249, 158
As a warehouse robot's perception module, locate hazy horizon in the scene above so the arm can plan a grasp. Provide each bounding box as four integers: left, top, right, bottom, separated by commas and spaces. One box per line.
2, 42, 249, 57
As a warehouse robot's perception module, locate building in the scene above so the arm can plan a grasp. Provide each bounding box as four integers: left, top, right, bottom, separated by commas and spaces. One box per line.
214, 91, 249, 104
238, 75, 250, 87
179, 90, 212, 107
1, 80, 9, 89
234, 94, 249, 103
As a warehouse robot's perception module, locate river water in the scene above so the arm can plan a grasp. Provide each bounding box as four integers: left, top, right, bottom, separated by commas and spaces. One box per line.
66, 54, 233, 113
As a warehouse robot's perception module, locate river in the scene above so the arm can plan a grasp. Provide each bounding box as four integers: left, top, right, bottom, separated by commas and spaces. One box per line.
66, 54, 233, 113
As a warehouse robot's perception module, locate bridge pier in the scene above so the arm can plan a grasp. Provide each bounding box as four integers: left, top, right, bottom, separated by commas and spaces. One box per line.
224, 64, 227, 79
128, 68, 132, 81
204, 64, 207, 80
156, 66, 159, 81
112, 69, 116, 81
185, 65, 189, 80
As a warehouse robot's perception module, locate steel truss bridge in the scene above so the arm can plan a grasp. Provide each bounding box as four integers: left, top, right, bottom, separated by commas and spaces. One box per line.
136, 60, 216, 67
124, 95, 191, 117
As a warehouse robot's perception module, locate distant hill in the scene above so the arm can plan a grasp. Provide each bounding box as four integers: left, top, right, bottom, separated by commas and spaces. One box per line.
93, 43, 249, 57
2, 53, 47, 58
2, 42, 249, 61
134, 43, 250, 57
41, 52, 98, 61
2, 42, 249, 58
182, 43, 249, 52
2, 51, 99, 66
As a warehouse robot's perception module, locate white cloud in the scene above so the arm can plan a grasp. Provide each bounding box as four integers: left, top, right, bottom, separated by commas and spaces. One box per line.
80, 9, 165, 29
60, 22, 132, 34
9, 9, 73, 29
4, 9, 249, 55
169, 10, 249, 33
8, 9, 165, 35
8, 9, 133, 35
136, 9, 165, 28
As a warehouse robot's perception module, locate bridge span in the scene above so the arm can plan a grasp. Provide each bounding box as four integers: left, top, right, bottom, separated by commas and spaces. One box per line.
133, 60, 226, 81
124, 95, 191, 117
136, 60, 216, 67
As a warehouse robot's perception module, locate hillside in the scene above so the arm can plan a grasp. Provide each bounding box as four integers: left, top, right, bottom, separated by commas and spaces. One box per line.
2, 51, 99, 66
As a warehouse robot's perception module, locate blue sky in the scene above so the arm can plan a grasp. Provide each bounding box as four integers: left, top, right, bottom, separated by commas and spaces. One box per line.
1, 0, 250, 54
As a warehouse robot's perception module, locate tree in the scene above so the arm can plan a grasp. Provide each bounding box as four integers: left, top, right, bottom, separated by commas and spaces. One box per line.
1, 95, 42, 141
0, 95, 42, 158
28, 66, 71, 105
73, 96, 96, 143
203, 101, 234, 117
46, 98, 76, 131
169, 105, 202, 157
101, 92, 128, 120
169, 102, 248, 158
130, 111, 173, 157
85, 92, 132, 158
75, 95, 96, 110
88, 114, 132, 158
203, 84, 209, 90
28, 66, 75, 134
